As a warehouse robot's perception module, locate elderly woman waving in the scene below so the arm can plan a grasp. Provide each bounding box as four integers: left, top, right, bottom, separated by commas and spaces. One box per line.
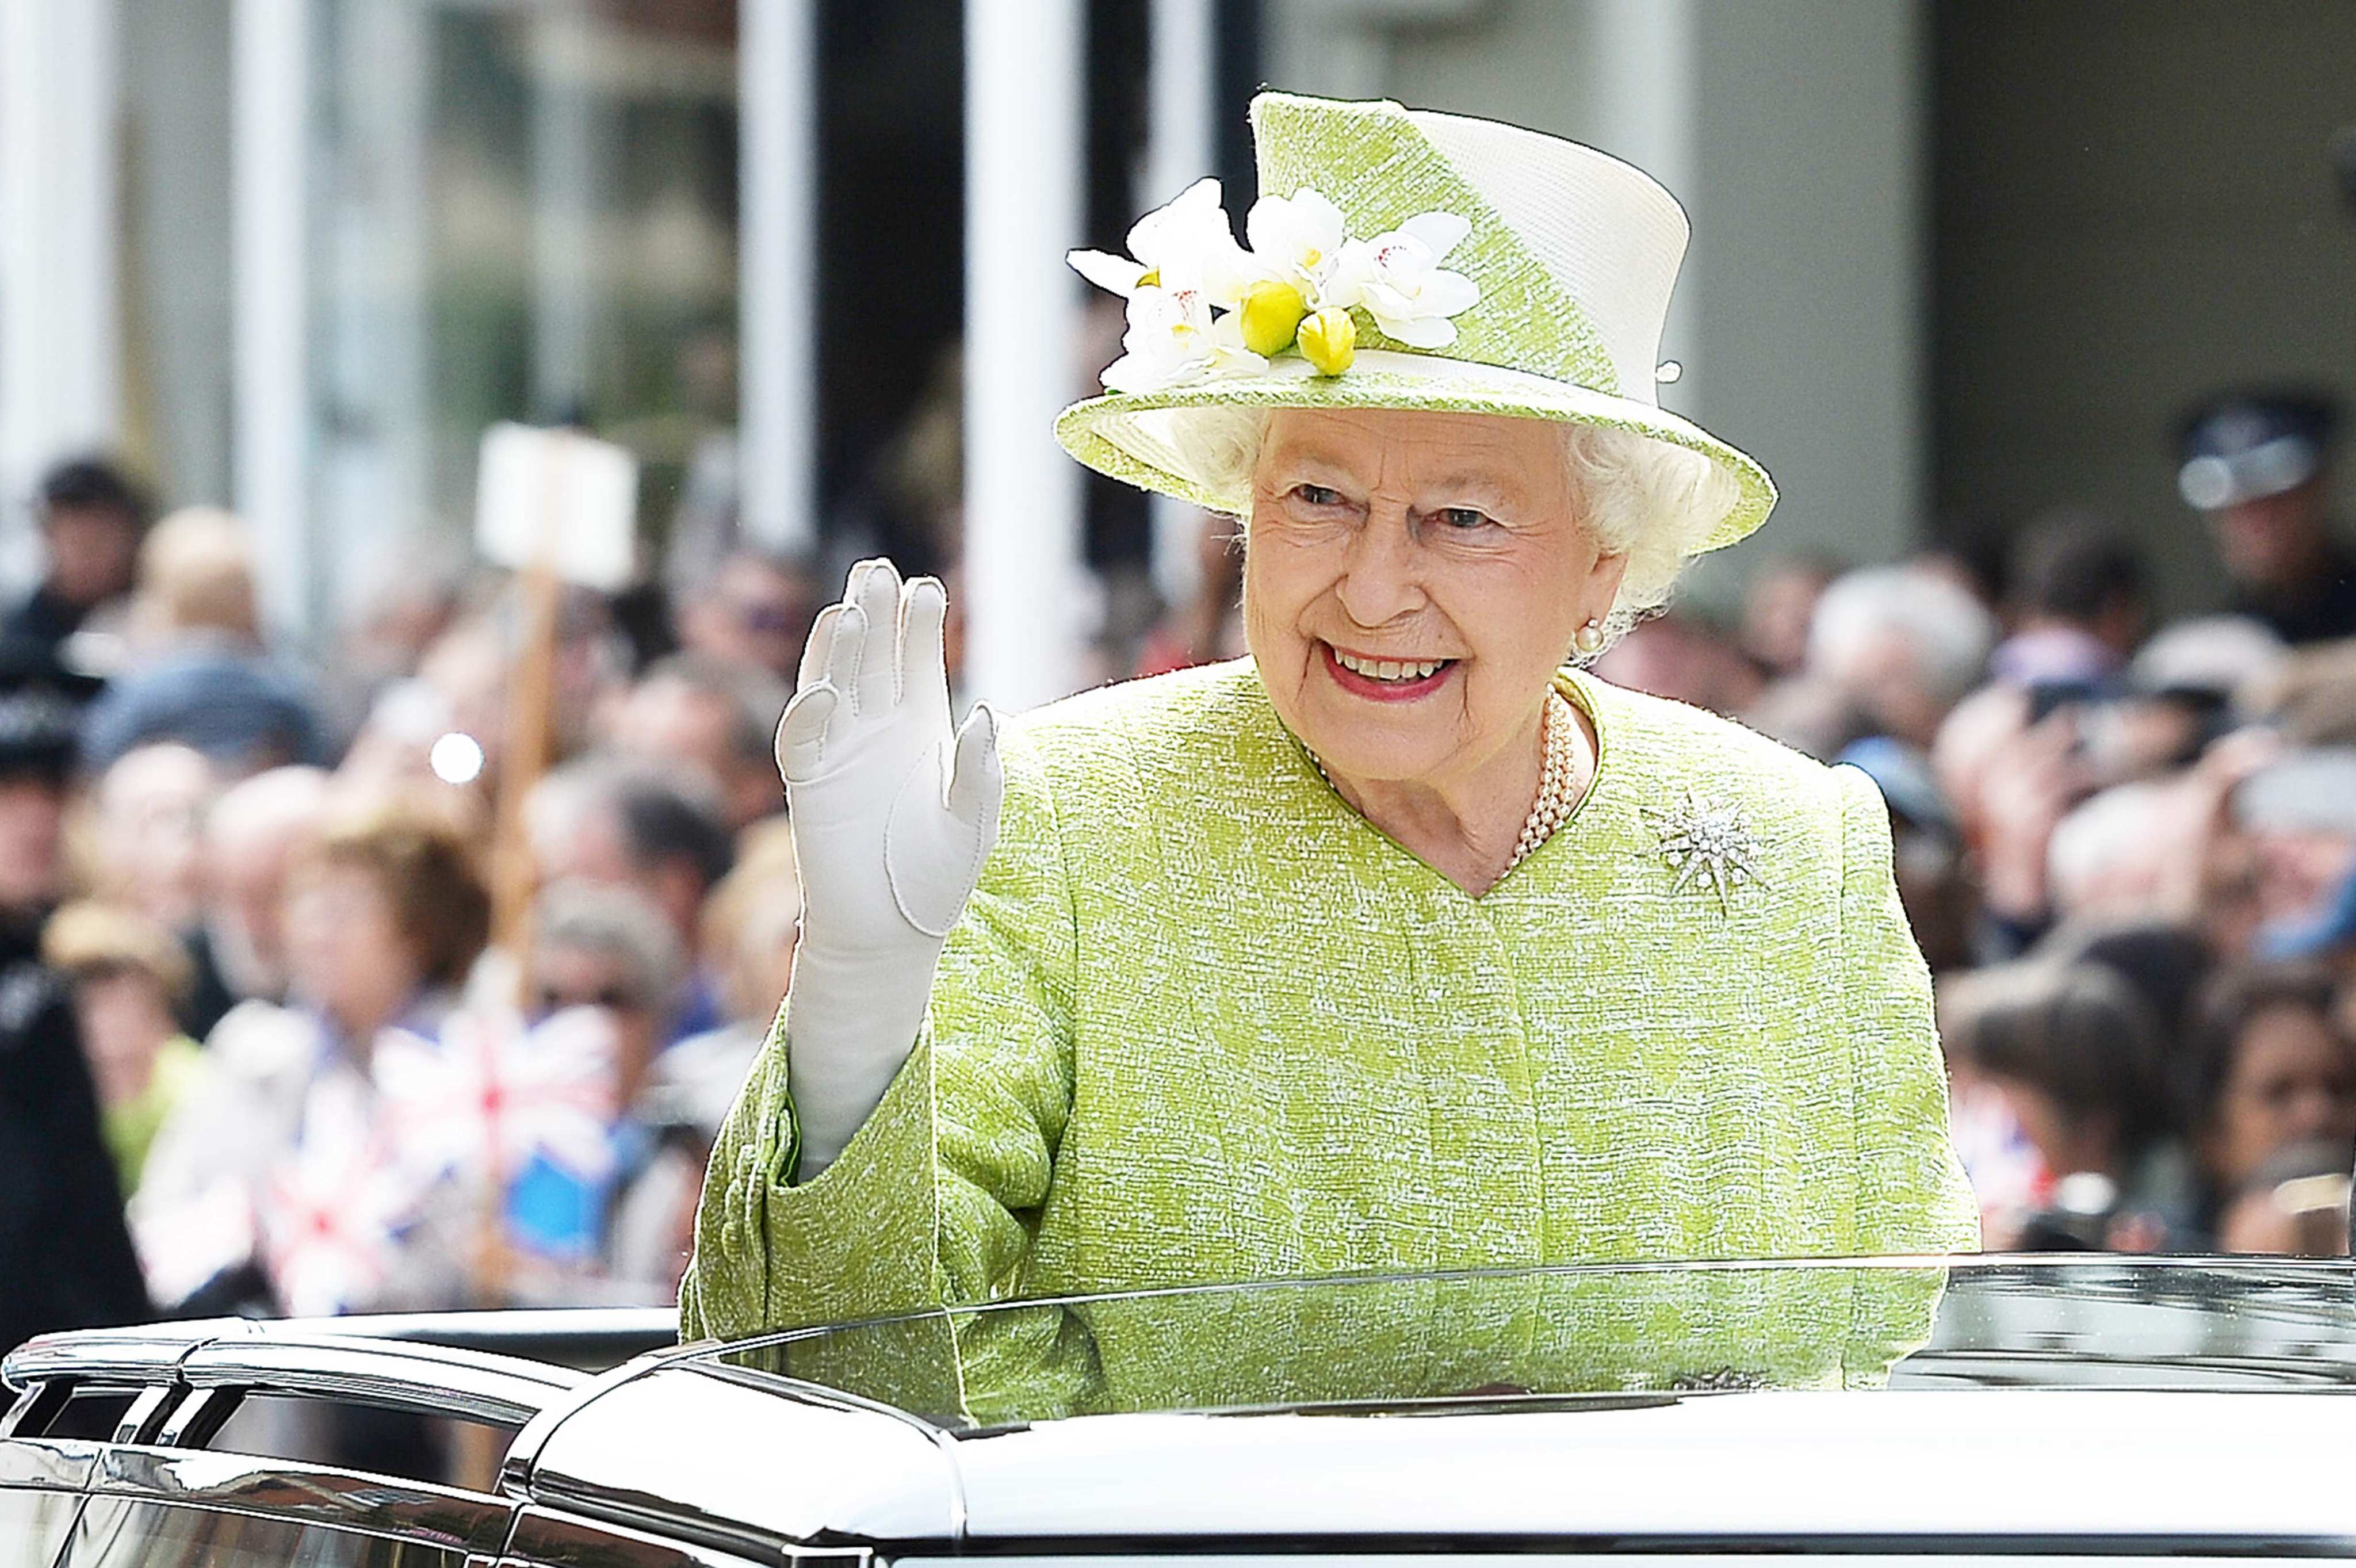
683, 94, 1976, 1365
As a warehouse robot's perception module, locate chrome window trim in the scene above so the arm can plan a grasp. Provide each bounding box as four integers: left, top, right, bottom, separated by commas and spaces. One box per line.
178, 1338, 581, 1429
6, 1325, 584, 1437
105, 1391, 174, 1448
504, 1502, 840, 1568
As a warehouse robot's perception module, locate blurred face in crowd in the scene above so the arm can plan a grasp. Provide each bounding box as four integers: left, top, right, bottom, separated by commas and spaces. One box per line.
610, 675, 772, 829
0, 775, 66, 916
1738, 558, 1830, 679
534, 940, 662, 1104
2209, 479, 2331, 594
285, 859, 422, 1041
95, 744, 213, 931
43, 502, 139, 609
684, 556, 818, 680
2205, 1002, 2356, 1192
208, 819, 311, 1000
1244, 409, 1624, 802
201, 769, 335, 1000
72, 970, 178, 1108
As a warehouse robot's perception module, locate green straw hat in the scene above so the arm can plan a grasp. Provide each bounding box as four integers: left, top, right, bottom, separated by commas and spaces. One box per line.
1055, 92, 1774, 552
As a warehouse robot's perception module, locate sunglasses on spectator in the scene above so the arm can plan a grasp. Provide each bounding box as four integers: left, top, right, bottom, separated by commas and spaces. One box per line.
732, 602, 795, 633
539, 985, 649, 1014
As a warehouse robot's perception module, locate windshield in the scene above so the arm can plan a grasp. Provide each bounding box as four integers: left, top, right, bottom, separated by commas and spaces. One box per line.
689, 1256, 2356, 1429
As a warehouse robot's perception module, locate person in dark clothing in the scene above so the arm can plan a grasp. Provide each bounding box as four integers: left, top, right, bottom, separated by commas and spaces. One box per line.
0, 640, 150, 1353
2, 457, 148, 657
2177, 391, 2356, 646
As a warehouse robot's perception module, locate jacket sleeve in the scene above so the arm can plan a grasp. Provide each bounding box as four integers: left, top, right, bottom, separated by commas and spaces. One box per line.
1834, 763, 1980, 1256
682, 729, 1080, 1345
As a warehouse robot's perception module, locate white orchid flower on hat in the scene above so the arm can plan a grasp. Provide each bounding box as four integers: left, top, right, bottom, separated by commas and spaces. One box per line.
1329, 212, 1481, 349
1068, 177, 1253, 305
1242, 188, 1352, 301
1099, 284, 1268, 395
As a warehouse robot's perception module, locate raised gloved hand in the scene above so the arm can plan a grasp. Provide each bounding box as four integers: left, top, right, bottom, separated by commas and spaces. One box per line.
776, 559, 1001, 1177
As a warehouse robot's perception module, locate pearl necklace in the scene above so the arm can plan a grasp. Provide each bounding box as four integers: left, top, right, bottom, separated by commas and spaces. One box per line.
1305, 690, 1584, 886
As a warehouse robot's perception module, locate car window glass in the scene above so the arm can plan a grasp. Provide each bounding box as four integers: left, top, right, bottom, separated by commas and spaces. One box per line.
203, 1396, 511, 1491
65, 1500, 465, 1568
0, 1487, 83, 1568
702, 1259, 2356, 1427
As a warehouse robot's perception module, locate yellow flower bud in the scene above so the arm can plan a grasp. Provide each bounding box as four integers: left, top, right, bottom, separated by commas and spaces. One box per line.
1236, 280, 1308, 357
1296, 307, 1357, 376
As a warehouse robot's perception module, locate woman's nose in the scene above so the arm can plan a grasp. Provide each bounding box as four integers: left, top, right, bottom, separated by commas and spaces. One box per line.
1333, 514, 1424, 628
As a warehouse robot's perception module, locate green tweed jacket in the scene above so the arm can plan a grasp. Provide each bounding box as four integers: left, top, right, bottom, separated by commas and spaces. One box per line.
682, 661, 1979, 1410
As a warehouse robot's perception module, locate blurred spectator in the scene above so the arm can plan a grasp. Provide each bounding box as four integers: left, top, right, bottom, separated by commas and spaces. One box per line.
676, 548, 821, 684
1592, 614, 1762, 718
2242, 637, 2356, 747
527, 760, 736, 1040
2037, 920, 2216, 1067
1992, 513, 2147, 686
2227, 746, 2356, 941
506, 880, 694, 1302
527, 760, 735, 947
41, 901, 204, 1194
2129, 614, 2287, 717
2045, 781, 2182, 928
0, 639, 149, 1351
195, 766, 334, 1016
606, 653, 789, 831
2213, 1138, 2352, 1257
2176, 389, 2355, 645
1135, 510, 1245, 677
1941, 959, 2176, 1249
322, 537, 471, 749
1838, 736, 1975, 972
82, 743, 214, 934
530, 881, 684, 1111
1802, 563, 1997, 748
80, 507, 325, 772
135, 799, 495, 1314
3, 457, 148, 659
2179, 963, 2356, 1240
693, 817, 800, 1049
1737, 553, 1838, 681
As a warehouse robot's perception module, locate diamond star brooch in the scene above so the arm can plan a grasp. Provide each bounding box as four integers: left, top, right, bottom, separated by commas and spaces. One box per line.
1646, 790, 1765, 908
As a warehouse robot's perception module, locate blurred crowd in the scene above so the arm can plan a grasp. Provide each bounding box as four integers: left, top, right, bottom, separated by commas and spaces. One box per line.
0, 453, 817, 1353
3, 383, 2354, 1361
1593, 388, 2356, 1256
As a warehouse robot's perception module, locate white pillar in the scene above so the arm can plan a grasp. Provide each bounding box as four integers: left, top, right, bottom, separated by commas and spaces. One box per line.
234, 0, 313, 638
1144, 0, 1218, 611
318, 0, 433, 624
963, 0, 1088, 710
739, 0, 820, 556
0, 0, 122, 586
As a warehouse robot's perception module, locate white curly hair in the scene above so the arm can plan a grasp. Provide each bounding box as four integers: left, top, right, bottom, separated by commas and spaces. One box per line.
1187, 408, 1742, 659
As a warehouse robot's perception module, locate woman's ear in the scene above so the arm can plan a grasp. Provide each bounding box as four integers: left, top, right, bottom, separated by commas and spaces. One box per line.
1580, 549, 1631, 628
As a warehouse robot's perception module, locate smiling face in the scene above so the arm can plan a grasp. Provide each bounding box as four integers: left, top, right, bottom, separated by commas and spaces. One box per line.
1242, 408, 1627, 795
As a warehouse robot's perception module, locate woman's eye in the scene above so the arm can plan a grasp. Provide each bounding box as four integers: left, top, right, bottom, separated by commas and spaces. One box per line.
1291, 483, 1344, 508
1435, 506, 1493, 530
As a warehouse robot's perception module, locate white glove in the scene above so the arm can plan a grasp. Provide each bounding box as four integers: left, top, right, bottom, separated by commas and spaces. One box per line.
777, 558, 1002, 1177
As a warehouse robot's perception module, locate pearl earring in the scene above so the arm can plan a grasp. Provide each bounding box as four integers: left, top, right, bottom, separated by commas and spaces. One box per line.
1573, 618, 1605, 656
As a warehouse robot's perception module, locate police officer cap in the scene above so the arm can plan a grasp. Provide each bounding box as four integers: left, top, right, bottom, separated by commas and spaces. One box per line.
0, 636, 101, 779
2175, 389, 2340, 511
